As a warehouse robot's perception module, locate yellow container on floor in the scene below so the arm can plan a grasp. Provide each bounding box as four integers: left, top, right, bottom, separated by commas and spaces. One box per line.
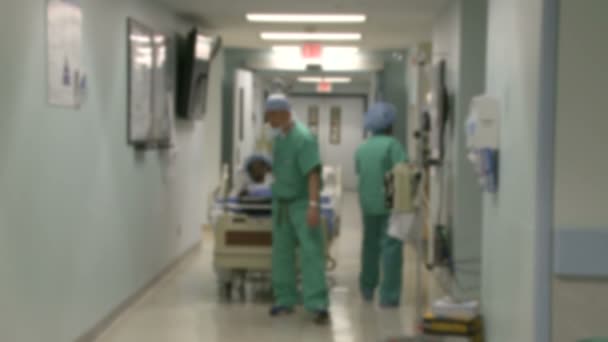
422, 313, 484, 342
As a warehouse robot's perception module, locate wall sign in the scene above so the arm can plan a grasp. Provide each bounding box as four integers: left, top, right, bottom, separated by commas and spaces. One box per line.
47, 0, 83, 108
330, 106, 341, 145
308, 105, 319, 136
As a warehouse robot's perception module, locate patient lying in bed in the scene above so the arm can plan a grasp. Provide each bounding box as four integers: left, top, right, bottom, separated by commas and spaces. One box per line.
230, 153, 273, 206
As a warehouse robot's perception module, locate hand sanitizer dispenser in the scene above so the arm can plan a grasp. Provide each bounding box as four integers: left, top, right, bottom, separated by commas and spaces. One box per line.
465, 95, 500, 193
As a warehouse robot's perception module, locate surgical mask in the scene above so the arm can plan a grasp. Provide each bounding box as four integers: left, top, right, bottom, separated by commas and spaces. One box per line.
266, 124, 287, 139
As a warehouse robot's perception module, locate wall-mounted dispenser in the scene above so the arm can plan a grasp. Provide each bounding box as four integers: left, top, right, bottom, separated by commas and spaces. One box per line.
466, 95, 500, 193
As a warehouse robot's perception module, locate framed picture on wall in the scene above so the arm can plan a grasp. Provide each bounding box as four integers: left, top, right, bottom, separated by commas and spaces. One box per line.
308, 105, 319, 136
46, 0, 84, 108
149, 32, 174, 149
127, 18, 172, 149
330, 106, 341, 145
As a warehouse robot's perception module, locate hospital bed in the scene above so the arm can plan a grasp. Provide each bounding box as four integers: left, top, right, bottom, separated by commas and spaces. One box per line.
209, 165, 343, 299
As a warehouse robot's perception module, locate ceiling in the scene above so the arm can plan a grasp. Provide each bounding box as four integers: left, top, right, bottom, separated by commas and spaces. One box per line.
154, 0, 450, 50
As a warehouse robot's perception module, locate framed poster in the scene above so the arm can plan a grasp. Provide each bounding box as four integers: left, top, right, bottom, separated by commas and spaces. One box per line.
330, 106, 341, 145
149, 32, 173, 148
308, 105, 319, 136
127, 18, 172, 149
46, 0, 83, 108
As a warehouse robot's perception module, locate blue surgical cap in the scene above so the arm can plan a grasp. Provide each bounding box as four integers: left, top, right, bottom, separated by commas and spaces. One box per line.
265, 94, 291, 113
364, 102, 397, 133
245, 153, 272, 170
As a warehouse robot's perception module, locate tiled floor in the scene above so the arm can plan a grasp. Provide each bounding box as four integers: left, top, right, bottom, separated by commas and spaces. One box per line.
96, 193, 419, 342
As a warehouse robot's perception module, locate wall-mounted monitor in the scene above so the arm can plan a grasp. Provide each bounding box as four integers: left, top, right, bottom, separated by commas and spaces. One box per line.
176, 28, 222, 120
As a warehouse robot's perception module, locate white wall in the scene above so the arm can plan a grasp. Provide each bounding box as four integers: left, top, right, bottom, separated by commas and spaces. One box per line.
232, 69, 257, 176
200, 49, 225, 220
482, 0, 544, 340
431, 0, 486, 300
0, 1, 222, 341
552, 1, 608, 341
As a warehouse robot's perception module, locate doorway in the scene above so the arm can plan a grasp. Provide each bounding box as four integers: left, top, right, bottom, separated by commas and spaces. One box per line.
291, 96, 366, 191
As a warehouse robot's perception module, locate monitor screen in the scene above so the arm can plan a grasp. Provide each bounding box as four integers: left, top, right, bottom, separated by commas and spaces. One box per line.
176, 28, 221, 120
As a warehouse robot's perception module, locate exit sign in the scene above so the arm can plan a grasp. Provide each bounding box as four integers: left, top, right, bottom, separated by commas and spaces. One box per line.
302, 44, 322, 59
317, 82, 332, 93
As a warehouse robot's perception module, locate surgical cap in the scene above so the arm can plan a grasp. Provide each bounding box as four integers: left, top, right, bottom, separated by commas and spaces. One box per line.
245, 153, 272, 170
265, 94, 291, 113
364, 102, 397, 133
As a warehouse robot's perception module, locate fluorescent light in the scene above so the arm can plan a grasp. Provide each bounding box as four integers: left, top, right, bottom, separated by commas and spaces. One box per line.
272, 45, 360, 54
261, 32, 362, 41
247, 13, 366, 23
272, 45, 359, 51
130, 35, 150, 44
323, 46, 360, 54
272, 45, 300, 53
298, 77, 352, 84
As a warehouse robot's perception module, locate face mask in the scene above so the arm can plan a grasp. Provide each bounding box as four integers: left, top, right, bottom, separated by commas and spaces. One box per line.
266, 125, 283, 139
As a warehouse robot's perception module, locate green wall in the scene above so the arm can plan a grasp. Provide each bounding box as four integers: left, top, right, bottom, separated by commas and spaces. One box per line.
0, 1, 220, 341
376, 51, 409, 146
432, 0, 487, 300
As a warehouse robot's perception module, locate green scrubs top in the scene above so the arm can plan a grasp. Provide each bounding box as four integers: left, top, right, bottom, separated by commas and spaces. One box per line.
355, 135, 407, 215
272, 121, 321, 200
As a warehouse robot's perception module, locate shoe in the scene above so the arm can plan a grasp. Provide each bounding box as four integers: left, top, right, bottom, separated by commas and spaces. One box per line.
379, 300, 400, 309
361, 290, 374, 302
269, 306, 294, 317
313, 310, 330, 325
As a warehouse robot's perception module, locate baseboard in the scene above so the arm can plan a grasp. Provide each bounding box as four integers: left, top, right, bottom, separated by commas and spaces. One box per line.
75, 242, 201, 342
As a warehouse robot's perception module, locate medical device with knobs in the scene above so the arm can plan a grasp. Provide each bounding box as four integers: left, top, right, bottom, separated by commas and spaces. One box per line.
385, 163, 415, 214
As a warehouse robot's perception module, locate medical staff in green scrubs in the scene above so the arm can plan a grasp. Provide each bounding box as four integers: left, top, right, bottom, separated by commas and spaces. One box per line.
355, 102, 408, 308
265, 94, 329, 325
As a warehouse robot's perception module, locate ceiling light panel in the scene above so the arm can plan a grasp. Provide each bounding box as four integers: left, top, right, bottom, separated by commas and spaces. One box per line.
261, 32, 362, 41
298, 77, 352, 84
247, 13, 366, 23
272, 45, 360, 53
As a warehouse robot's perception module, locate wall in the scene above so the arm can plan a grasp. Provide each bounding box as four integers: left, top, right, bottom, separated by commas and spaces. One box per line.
221, 48, 260, 172
0, 1, 222, 341
481, 0, 544, 340
552, 1, 608, 340
232, 69, 256, 175
290, 83, 371, 96
431, 0, 486, 300
377, 51, 409, 146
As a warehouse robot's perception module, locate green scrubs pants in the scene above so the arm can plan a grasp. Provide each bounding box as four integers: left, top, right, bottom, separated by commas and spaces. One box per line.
360, 214, 403, 304
272, 199, 329, 311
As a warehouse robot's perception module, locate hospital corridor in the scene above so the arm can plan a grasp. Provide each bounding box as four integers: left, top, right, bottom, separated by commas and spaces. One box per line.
1, 0, 608, 342
95, 193, 418, 342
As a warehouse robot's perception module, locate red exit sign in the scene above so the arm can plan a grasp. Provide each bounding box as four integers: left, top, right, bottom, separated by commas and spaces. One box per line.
301, 44, 322, 59
317, 82, 332, 93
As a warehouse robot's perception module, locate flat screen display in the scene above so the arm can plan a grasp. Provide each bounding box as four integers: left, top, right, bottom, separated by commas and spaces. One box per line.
176, 28, 221, 120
